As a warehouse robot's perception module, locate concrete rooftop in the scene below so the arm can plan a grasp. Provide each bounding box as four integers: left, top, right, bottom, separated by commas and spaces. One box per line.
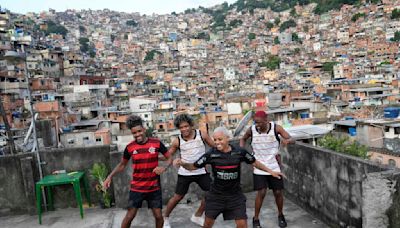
0, 192, 326, 228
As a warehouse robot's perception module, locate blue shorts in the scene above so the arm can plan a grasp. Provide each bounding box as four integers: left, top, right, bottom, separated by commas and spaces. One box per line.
127, 189, 162, 209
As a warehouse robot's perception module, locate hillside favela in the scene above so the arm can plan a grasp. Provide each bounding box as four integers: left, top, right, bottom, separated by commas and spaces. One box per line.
0, 0, 400, 228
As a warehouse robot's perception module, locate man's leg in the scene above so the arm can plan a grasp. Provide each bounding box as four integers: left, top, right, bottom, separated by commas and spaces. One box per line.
194, 174, 211, 217
235, 219, 248, 228
194, 198, 206, 217
273, 190, 284, 216
121, 208, 138, 228
164, 194, 185, 217
203, 217, 215, 228
254, 188, 266, 220
151, 208, 164, 228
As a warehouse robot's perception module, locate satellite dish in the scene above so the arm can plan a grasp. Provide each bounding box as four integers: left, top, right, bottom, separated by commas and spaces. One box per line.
233, 111, 254, 137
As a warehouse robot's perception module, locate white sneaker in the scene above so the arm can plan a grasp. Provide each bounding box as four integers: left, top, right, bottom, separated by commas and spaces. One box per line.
163, 217, 171, 228
190, 214, 205, 227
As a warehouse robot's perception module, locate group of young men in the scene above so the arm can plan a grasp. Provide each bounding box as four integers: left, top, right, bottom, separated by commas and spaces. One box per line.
103, 110, 294, 228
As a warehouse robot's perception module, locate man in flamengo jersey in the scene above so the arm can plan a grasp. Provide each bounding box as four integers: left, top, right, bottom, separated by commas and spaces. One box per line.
163, 113, 215, 228
103, 115, 171, 228
174, 127, 283, 228
240, 111, 294, 228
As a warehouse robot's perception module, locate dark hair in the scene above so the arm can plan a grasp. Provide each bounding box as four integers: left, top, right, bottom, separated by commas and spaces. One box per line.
126, 115, 143, 129
174, 113, 194, 128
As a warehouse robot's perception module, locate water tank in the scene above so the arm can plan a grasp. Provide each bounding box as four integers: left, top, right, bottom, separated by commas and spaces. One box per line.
300, 113, 310, 119
268, 93, 282, 109
384, 107, 400, 118
348, 127, 357, 136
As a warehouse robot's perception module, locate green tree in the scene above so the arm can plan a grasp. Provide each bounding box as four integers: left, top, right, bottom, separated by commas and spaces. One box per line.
279, 19, 296, 32
248, 33, 256, 40
322, 62, 338, 76
259, 55, 281, 70
274, 36, 280, 44
194, 32, 210, 41
274, 17, 280, 26
351, 12, 366, 22
318, 135, 368, 159
229, 19, 243, 28
44, 20, 68, 37
292, 32, 300, 42
266, 22, 274, 30
144, 50, 162, 62
79, 37, 90, 53
390, 31, 400, 42
391, 9, 400, 19
79, 25, 86, 33
290, 8, 298, 17
126, 20, 138, 27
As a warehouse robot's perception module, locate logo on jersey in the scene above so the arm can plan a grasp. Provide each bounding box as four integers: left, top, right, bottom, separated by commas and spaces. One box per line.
216, 171, 238, 180
149, 147, 156, 154
132, 150, 138, 155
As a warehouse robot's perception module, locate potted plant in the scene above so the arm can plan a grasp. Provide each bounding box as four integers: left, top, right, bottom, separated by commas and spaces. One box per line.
90, 163, 112, 208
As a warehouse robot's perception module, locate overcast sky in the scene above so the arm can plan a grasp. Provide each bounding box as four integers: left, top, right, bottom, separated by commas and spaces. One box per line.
1, 0, 236, 15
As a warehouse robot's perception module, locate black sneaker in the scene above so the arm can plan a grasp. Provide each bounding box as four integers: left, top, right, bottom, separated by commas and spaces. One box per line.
278, 215, 287, 227
252, 218, 262, 228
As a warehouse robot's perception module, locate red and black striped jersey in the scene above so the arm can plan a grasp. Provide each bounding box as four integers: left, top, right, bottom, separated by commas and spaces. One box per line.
123, 138, 168, 192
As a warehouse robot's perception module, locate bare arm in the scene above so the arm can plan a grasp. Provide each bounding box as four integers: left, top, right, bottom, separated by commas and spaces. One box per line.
173, 158, 198, 170
201, 129, 215, 147
153, 140, 176, 175
164, 138, 179, 165
276, 125, 295, 145
253, 160, 283, 179
240, 127, 252, 147
103, 159, 129, 188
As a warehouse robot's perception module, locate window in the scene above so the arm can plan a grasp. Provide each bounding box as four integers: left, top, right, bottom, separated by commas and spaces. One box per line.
375, 156, 383, 164
388, 159, 396, 167
96, 138, 102, 142
395, 127, 400, 135
144, 114, 149, 118
68, 139, 74, 144
83, 137, 89, 140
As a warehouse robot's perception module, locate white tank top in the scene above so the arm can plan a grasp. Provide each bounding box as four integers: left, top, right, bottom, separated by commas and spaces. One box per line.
251, 123, 281, 175
178, 130, 207, 176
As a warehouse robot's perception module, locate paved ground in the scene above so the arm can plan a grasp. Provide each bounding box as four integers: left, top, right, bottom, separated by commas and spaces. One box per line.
0, 192, 327, 228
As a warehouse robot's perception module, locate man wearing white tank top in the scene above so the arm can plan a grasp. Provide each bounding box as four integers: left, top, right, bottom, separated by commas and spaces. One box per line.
163, 114, 215, 228
240, 111, 294, 228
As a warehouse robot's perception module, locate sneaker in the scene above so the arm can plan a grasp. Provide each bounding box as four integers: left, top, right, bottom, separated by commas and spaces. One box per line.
278, 215, 287, 228
190, 214, 205, 227
252, 218, 262, 228
163, 217, 171, 228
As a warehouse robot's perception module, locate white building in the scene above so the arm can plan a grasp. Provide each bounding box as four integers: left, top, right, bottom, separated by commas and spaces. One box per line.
129, 97, 157, 127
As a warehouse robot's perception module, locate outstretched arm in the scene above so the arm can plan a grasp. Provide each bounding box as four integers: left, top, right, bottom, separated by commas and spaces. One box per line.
276, 125, 294, 145
103, 159, 129, 189
173, 158, 198, 170
253, 160, 284, 179
240, 127, 252, 147
201, 129, 215, 147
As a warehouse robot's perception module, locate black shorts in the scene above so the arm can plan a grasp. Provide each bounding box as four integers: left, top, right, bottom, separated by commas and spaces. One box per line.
127, 189, 162, 209
205, 191, 247, 221
175, 174, 211, 195
253, 174, 284, 191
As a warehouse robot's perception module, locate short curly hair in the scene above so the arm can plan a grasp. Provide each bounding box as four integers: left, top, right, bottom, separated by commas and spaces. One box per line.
126, 115, 143, 129
174, 113, 194, 128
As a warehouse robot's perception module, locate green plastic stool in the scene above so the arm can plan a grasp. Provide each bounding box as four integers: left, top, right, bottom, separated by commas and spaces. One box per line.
35, 171, 91, 224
